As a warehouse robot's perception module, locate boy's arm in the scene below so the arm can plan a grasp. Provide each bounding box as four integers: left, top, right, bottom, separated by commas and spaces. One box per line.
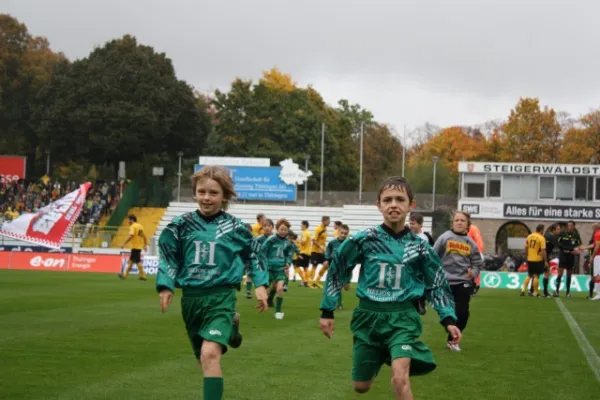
468, 238, 483, 279
284, 242, 294, 266
320, 238, 360, 318
420, 244, 458, 327
156, 223, 182, 293
237, 227, 268, 287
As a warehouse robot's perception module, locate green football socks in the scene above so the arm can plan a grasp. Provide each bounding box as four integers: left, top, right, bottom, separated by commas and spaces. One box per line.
204, 377, 224, 400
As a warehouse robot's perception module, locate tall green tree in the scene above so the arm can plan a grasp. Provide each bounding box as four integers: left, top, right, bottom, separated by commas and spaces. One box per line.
0, 14, 66, 176
35, 34, 209, 176
211, 70, 359, 190
361, 123, 404, 190
337, 99, 374, 137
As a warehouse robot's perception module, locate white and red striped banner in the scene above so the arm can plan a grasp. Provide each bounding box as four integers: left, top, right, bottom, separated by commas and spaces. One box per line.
0, 182, 91, 249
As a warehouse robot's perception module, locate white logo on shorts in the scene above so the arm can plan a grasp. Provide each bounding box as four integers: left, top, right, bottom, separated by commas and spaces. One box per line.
209, 330, 222, 336
401, 345, 412, 351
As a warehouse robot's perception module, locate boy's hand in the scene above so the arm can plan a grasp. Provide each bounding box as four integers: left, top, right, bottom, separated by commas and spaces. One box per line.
320, 318, 335, 339
447, 325, 462, 345
159, 289, 173, 313
255, 286, 268, 312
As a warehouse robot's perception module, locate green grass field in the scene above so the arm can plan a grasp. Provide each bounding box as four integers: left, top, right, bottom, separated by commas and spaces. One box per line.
1, 270, 599, 400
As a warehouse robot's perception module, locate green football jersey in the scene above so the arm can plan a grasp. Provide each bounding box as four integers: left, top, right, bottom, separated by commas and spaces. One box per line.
156, 210, 268, 292
260, 234, 295, 271
255, 234, 271, 246
324, 237, 345, 263
320, 225, 457, 323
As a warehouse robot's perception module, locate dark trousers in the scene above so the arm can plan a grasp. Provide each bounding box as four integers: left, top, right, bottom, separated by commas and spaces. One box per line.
447, 283, 473, 341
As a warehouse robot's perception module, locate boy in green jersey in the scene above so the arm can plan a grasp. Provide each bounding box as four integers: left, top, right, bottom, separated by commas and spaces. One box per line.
157, 165, 269, 400
323, 223, 350, 310
261, 218, 295, 319
246, 219, 273, 299
319, 176, 461, 399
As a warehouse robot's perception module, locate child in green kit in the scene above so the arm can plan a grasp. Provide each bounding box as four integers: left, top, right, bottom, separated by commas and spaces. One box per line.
156, 165, 269, 400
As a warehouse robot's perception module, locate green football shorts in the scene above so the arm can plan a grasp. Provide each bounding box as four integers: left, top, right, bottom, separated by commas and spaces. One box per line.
268, 270, 287, 285
350, 298, 436, 382
181, 286, 237, 359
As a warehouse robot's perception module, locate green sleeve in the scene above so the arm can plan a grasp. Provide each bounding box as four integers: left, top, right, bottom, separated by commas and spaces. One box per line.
324, 241, 334, 262
237, 225, 268, 287
320, 238, 360, 315
156, 223, 181, 293
421, 245, 458, 325
285, 242, 294, 266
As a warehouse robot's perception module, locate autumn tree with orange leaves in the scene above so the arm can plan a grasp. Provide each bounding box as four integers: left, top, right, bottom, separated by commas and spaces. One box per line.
559, 110, 600, 164
499, 97, 562, 162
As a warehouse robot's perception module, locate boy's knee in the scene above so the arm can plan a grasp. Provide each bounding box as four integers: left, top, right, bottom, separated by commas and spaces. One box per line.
391, 372, 409, 393
352, 381, 371, 394
391, 358, 411, 393
200, 343, 221, 366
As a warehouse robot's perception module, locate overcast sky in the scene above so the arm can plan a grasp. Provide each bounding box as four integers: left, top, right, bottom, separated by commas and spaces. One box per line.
5, 0, 600, 139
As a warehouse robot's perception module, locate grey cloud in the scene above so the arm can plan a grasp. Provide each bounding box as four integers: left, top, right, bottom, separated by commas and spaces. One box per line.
4, 0, 600, 128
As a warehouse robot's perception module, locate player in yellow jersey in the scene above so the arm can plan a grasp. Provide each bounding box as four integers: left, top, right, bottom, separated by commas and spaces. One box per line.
521, 224, 547, 297
310, 215, 330, 288
251, 213, 265, 237
333, 220, 342, 238
286, 231, 303, 289
296, 221, 312, 287
119, 215, 148, 280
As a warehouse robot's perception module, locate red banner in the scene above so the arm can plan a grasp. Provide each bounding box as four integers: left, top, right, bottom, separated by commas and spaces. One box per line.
0, 183, 91, 249
0, 155, 26, 183
0, 252, 10, 269
69, 254, 121, 273
10, 252, 69, 271
0, 251, 142, 274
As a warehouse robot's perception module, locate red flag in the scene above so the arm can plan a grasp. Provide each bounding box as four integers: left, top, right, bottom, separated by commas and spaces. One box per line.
0, 182, 91, 249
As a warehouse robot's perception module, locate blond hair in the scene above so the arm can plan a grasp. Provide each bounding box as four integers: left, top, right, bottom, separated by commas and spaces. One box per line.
191, 165, 237, 210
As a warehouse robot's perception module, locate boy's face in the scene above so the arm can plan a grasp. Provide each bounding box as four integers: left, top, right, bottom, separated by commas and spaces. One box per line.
567, 222, 575, 232
452, 213, 468, 234
194, 178, 224, 216
323, 218, 330, 227
264, 224, 273, 236
276, 224, 289, 237
301, 223, 308, 230
338, 228, 349, 240
409, 219, 422, 233
377, 187, 415, 225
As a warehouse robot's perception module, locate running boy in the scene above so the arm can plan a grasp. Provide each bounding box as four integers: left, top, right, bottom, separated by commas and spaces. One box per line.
156, 165, 269, 400
319, 176, 460, 399
323, 223, 350, 310
261, 219, 295, 319
245, 219, 274, 299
